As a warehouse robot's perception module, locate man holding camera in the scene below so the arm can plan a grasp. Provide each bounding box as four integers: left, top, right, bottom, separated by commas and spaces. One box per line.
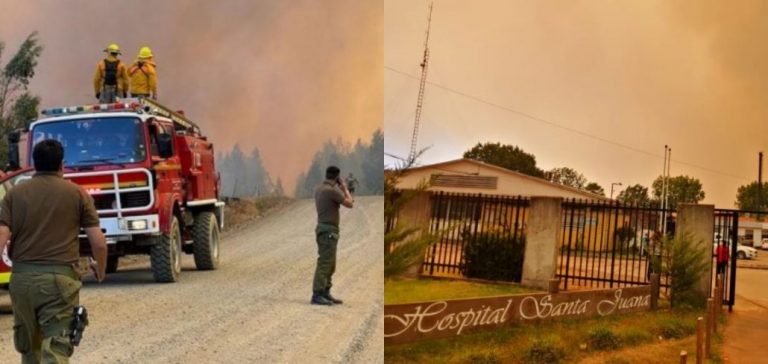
311, 166, 354, 306
0, 140, 107, 363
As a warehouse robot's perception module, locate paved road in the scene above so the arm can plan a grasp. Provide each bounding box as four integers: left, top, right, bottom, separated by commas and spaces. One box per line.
722, 267, 768, 363
0, 197, 383, 363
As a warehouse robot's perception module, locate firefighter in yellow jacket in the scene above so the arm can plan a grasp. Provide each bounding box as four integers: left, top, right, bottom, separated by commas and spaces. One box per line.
128, 46, 158, 100
93, 43, 130, 103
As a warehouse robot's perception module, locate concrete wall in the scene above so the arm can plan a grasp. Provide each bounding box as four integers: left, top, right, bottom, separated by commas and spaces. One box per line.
397, 160, 603, 200
675, 203, 714, 303
521, 197, 562, 289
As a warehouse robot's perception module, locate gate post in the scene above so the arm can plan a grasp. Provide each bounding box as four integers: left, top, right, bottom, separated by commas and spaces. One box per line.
522, 197, 562, 289
397, 191, 434, 277
676, 203, 715, 306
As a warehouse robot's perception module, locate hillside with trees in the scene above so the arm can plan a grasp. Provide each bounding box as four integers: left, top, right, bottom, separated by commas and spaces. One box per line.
294, 129, 383, 198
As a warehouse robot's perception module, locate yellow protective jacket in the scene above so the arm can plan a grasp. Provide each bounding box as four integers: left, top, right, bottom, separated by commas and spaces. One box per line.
128, 60, 158, 96
92, 55, 130, 94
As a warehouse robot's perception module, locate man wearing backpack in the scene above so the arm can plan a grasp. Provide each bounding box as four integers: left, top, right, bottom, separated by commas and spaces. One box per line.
128, 46, 158, 100
92, 43, 129, 103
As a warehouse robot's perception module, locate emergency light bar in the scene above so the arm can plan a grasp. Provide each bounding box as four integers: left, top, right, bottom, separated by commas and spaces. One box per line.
41, 102, 141, 116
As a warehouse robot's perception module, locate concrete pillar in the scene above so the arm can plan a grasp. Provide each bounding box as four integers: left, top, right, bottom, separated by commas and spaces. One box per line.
521, 197, 562, 289
395, 191, 433, 277
675, 203, 714, 304
396, 191, 432, 232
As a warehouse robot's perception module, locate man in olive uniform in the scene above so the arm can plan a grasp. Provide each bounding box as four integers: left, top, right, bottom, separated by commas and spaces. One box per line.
0, 140, 107, 363
311, 166, 354, 305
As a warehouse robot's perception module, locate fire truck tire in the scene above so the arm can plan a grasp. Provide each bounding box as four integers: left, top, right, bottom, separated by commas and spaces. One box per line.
151, 216, 182, 283
192, 212, 220, 270
106, 255, 119, 274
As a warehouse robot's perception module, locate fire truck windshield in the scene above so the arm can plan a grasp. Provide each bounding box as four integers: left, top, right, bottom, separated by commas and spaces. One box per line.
31, 117, 146, 167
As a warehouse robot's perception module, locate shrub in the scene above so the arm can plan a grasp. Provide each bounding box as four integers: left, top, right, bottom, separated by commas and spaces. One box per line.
657, 317, 696, 339
587, 326, 622, 351
524, 337, 566, 364
604, 358, 631, 364
462, 233, 525, 282
661, 232, 710, 308
462, 353, 502, 364
619, 327, 653, 346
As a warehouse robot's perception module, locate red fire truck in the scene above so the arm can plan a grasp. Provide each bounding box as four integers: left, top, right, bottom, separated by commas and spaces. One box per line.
0, 98, 223, 284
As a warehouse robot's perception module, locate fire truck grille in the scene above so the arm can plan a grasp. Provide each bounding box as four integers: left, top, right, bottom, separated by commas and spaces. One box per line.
92, 192, 151, 210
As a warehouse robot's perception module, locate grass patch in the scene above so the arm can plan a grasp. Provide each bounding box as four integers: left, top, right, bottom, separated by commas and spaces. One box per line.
384, 278, 537, 304
657, 316, 696, 339
586, 326, 622, 351
224, 196, 292, 230
524, 337, 567, 363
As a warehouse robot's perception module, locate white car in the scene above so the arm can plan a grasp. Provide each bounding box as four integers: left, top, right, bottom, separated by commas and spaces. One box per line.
761, 238, 768, 250
713, 241, 758, 260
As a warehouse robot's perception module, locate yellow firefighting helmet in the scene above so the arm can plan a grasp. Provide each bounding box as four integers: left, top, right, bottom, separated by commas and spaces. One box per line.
138, 46, 153, 59
103, 43, 121, 55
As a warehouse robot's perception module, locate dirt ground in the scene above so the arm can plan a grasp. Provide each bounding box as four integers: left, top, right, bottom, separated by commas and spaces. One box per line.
0, 196, 383, 363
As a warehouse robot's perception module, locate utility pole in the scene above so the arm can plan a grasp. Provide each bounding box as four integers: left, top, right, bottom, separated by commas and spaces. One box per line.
660, 145, 668, 232
759, 152, 763, 210
407, 1, 433, 163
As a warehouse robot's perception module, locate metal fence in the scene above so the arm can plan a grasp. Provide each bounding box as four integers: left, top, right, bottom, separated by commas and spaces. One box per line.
421, 191, 529, 279
557, 199, 673, 291
713, 209, 739, 311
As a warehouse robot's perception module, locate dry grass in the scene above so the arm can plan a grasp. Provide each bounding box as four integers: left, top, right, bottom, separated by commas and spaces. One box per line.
223, 196, 292, 231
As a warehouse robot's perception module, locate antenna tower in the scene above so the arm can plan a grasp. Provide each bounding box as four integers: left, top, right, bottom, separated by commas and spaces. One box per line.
407, 2, 433, 163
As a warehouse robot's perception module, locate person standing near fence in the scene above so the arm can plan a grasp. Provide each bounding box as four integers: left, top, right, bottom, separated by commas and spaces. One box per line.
646, 230, 662, 280
311, 166, 354, 306
716, 240, 729, 274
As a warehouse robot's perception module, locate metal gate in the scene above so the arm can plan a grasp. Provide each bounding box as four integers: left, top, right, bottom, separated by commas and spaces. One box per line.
714, 209, 739, 311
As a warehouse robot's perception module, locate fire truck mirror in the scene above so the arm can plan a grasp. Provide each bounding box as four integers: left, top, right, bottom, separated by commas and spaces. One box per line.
158, 133, 174, 159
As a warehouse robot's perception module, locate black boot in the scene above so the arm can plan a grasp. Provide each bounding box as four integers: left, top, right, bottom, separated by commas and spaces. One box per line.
323, 289, 343, 304
311, 292, 334, 306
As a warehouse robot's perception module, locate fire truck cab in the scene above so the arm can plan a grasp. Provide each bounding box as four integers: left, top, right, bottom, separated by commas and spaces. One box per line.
3, 98, 223, 283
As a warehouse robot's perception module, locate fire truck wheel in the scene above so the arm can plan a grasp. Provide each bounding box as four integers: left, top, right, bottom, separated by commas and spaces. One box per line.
192, 211, 220, 270
151, 216, 182, 283
106, 255, 119, 274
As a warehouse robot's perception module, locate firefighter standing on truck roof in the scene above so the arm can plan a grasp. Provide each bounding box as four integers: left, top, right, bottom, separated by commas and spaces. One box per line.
128, 46, 158, 100
93, 43, 129, 103
0, 140, 108, 363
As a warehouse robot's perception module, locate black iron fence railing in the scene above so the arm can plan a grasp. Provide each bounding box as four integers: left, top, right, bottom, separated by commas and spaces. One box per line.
557, 199, 674, 292
422, 191, 529, 280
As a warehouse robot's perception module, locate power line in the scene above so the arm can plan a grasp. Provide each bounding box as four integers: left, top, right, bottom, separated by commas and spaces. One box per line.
385, 66, 751, 181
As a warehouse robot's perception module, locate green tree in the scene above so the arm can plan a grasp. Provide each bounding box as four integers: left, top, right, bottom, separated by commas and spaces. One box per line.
617, 184, 650, 204
548, 167, 587, 189
652, 175, 705, 209
584, 182, 605, 196
0, 32, 43, 167
463, 142, 544, 178
735, 181, 768, 211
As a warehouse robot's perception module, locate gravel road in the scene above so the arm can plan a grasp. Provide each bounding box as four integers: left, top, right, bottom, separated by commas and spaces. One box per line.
0, 196, 384, 363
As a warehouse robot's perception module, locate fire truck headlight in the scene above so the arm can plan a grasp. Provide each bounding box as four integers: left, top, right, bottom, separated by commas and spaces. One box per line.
128, 220, 148, 230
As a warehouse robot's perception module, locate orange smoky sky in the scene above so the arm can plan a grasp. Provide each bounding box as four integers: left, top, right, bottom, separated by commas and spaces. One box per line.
0, 0, 382, 194
385, 0, 768, 208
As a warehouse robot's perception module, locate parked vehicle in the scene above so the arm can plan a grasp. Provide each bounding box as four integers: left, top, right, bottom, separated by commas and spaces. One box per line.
713, 240, 758, 260
4, 98, 224, 283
